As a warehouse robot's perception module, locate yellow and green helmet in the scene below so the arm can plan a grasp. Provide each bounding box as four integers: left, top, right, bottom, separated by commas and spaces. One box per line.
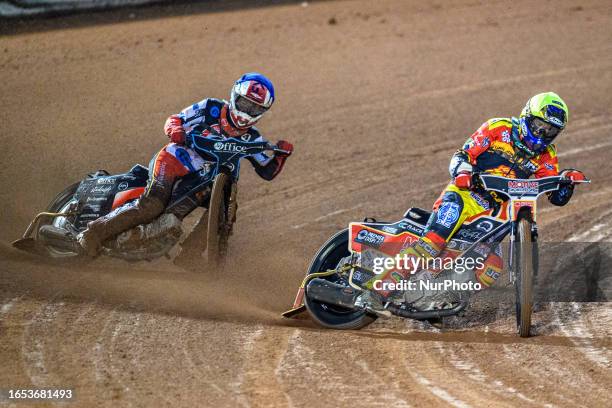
518, 92, 569, 153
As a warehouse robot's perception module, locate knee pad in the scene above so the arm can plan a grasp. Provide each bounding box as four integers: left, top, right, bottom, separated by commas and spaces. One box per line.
137, 196, 165, 219
429, 192, 465, 240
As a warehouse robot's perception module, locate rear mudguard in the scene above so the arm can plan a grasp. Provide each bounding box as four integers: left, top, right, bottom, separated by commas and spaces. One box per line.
281, 269, 337, 318
282, 228, 349, 318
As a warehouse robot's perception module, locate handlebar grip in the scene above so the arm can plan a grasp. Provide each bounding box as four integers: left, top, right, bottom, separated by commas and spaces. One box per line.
274, 148, 291, 155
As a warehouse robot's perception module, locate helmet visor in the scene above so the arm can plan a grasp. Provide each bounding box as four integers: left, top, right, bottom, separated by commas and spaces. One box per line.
544, 104, 567, 128
235, 95, 268, 117
528, 116, 561, 143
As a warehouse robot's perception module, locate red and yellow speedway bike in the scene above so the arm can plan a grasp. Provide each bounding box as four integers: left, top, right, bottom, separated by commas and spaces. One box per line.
283, 172, 589, 337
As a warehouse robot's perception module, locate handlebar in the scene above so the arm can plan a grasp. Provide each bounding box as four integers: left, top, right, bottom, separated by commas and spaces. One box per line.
186, 133, 289, 156
473, 171, 589, 198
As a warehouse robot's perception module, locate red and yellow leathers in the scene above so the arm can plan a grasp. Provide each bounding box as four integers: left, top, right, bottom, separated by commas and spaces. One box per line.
410, 117, 573, 287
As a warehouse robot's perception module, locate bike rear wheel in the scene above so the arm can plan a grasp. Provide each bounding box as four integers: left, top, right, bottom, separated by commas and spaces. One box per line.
206, 172, 230, 268
35, 181, 81, 258
304, 229, 377, 330
515, 218, 535, 337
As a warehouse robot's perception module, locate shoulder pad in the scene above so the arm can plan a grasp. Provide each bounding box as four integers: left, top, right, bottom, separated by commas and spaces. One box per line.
203, 98, 225, 119
486, 117, 513, 130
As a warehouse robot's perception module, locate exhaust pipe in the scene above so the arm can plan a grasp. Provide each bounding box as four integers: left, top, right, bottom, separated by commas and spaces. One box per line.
306, 278, 468, 320
306, 278, 361, 310
38, 225, 82, 253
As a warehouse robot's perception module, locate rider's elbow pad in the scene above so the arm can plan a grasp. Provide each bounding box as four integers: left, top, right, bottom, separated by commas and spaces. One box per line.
548, 184, 574, 206
449, 151, 472, 178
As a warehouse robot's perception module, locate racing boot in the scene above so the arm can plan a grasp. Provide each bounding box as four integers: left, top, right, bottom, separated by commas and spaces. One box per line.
173, 209, 208, 268
77, 195, 165, 257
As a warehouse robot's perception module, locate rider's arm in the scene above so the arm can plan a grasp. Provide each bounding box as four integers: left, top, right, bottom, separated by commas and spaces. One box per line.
164, 114, 186, 144
535, 145, 574, 206
449, 121, 498, 177
247, 153, 288, 181
164, 99, 220, 144
247, 131, 292, 181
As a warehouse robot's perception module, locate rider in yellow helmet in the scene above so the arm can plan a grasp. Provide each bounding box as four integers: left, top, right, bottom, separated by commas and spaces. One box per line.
370, 93, 579, 304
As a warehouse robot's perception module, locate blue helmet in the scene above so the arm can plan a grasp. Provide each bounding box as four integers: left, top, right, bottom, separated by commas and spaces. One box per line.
229, 72, 275, 129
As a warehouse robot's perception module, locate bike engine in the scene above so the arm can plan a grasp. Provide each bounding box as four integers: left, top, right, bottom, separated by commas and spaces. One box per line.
105, 214, 183, 261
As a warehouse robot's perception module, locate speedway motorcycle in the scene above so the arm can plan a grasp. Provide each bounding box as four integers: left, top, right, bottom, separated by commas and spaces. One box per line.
283, 172, 589, 337
12, 135, 289, 267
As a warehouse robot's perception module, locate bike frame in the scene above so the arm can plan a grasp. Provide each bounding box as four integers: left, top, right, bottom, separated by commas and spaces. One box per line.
165, 135, 274, 215
463, 175, 590, 283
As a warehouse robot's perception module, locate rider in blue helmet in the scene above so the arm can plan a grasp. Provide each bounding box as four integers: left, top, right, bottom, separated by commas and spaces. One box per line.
77, 73, 293, 257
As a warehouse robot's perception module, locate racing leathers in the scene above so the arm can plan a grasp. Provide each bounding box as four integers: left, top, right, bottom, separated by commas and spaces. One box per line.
78, 98, 292, 256
410, 117, 574, 287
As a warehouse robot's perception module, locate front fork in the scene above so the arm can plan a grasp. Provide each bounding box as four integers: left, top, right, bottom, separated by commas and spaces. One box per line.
508, 219, 538, 284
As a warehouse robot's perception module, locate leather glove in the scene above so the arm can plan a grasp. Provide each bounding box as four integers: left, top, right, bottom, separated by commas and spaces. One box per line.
164, 115, 186, 145
454, 171, 472, 189
275, 140, 294, 158
560, 168, 586, 183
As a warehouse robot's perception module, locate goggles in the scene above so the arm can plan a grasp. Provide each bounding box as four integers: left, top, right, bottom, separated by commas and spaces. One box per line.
235, 95, 268, 117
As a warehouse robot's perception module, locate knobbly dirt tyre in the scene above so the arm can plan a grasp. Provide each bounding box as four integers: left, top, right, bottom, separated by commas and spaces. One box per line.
206, 172, 230, 268
515, 218, 535, 337
304, 229, 377, 330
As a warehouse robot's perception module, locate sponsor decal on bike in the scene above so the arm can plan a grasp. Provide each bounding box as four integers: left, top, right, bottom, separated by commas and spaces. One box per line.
419, 240, 439, 257
508, 180, 538, 195
86, 196, 107, 203
96, 178, 115, 185
118, 182, 129, 191
213, 142, 246, 153
399, 221, 424, 235
485, 268, 500, 280
381, 225, 399, 234
355, 229, 385, 248
436, 202, 460, 228
473, 243, 491, 258
476, 219, 495, 233
90, 185, 113, 194
544, 163, 555, 171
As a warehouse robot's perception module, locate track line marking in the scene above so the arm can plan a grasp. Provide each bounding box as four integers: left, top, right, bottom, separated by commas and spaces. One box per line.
438, 344, 537, 404
21, 302, 63, 388
412, 372, 472, 408
554, 303, 611, 369
1, 297, 19, 317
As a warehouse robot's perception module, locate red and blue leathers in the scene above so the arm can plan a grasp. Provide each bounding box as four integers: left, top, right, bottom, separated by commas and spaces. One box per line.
79, 98, 292, 255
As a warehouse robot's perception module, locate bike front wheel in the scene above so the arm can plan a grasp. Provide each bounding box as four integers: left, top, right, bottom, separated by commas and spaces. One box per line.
206, 172, 231, 269
514, 218, 536, 337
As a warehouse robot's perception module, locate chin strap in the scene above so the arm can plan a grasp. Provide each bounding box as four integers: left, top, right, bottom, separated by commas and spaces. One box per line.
511, 117, 537, 157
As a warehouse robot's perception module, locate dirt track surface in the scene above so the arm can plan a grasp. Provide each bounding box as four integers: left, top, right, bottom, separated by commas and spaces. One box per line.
1, 0, 611, 406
